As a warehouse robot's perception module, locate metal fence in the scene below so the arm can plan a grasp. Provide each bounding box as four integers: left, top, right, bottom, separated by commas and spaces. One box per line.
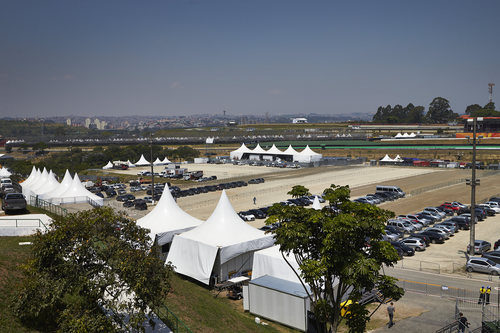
155, 305, 193, 333
29, 196, 68, 217
0, 218, 48, 231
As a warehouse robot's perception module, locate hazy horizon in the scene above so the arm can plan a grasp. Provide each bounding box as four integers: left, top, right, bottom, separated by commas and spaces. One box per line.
1, 0, 499, 118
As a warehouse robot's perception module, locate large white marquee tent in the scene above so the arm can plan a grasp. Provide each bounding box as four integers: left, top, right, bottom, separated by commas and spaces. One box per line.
166, 190, 275, 285
136, 186, 203, 246
229, 143, 322, 162
135, 154, 150, 166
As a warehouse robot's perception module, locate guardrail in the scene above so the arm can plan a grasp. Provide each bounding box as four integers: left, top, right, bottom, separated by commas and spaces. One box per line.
155, 305, 193, 333
0, 218, 48, 231
29, 196, 68, 217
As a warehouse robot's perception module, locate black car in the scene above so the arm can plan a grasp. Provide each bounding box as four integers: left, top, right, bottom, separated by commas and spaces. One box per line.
106, 189, 117, 197
95, 192, 104, 198
482, 251, 500, 265
116, 194, 128, 202
390, 241, 415, 256
135, 200, 148, 210
248, 209, 266, 219
123, 200, 134, 208
418, 230, 445, 244
385, 225, 404, 238
446, 216, 470, 230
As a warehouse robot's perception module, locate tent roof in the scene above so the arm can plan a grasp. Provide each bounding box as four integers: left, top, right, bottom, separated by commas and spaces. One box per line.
311, 196, 322, 210
283, 145, 299, 155
102, 161, 113, 169
299, 145, 321, 156
137, 186, 203, 245
178, 190, 270, 247
135, 154, 150, 166
29, 168, 49, 193
266, 144, 283, 154
232, 143, 250, 153
251, 143, 267, 154
394, 155, 404, 162
126, 160, 136, 167
21, 166, 37, 187
55, 173, 103, 204
380, 154, 394, 162
36, 171, 61, 196
252, 246, 303, 284
161, 157, 171, 164
42, 170, 73, 199
153, 157, 163, 165
0, 167, 12, 178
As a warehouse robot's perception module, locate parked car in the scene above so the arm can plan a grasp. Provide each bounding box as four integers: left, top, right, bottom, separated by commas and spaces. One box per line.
401, 237, 426, 251
390, 241, 415, 256
123, 200, 134, 208
417, 212, 439, 223
386, 219, 415, 234
446, 216, 470, 230
404, 214, 432, 227
1, 193, 27, 213
418, 230, 445, 244
433, 224, 455, 236
248, 209, 266, 219
135, 200, 148, 210
466, 257, 500, 275
477, 204, 497, 216
238, 211, 255, 221
385, 226, 404, 238
425, 227, 450, 239
436, 221, 459, 233
467, 240, 491, 254
408, 233, 431, 246
482, 251, 500, 265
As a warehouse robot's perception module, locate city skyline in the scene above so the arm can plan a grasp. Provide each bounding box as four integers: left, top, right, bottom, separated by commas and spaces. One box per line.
1, 0, 499, 118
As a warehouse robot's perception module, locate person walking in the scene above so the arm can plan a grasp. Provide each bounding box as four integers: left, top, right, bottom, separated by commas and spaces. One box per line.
479, 286, 486, 304
458, 312, 469, 333
486, 286, 491, 305
387, 302, 395, 328
253, 196, 256, 205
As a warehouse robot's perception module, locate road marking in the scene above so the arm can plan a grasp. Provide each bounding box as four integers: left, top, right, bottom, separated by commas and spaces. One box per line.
398, 278, 460, 290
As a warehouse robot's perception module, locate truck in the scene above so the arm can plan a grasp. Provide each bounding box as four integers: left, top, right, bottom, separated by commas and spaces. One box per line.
2, 193, 27, 213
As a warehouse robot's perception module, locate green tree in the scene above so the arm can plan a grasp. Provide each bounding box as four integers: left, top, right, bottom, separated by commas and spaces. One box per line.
426, 97, 458, 123
266, 184, 404, 333
287, 185, 311, 198
484, 102, 496, 110
13, 207, 173, 332
465, 104, 482, 115
172, 146, 200, 161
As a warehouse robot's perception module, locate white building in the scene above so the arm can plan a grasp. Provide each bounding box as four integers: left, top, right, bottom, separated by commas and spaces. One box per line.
292, 118, 308, 124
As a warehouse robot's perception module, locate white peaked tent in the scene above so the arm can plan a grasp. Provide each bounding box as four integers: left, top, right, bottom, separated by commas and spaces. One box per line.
266, 144, 283, 155
35, 171, 60, 197
135, 154, 150, 166
22, 168, 41, 197
252, 246, 303, 285
29, 168, 49, 195
161, 157, 171, 164
251, 143, 267, 154
0, 167, 12, 178
402, 132, 410, 138
394, 155, 404, 162
166, 190, 275, 285
21, 166, 37, 188
380, 154, 394, 162
229, 143, 252, 160
153, 157, 163, 166
394, 133, 403, 138
283, 145, 299, 156
409, 132, 417, 138
42, 170, 73, 200
311, 196, 322, 210
126, 160, 136, 168
137, 186, 203, 246
51, 173, 103, 206
102, 161, 113, 169
294, 145, 323, 163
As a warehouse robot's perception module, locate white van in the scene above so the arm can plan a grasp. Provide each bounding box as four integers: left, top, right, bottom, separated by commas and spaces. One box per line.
376, 185, 405, 198
1, 178, 12, 186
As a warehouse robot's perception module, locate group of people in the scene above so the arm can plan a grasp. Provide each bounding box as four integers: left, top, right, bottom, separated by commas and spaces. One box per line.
478, 285, 492, 305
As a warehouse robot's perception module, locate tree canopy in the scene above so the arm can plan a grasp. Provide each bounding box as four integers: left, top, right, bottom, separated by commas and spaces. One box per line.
426, 97, 458, 123
465, 102, 500, 117
266, 184, 404, 332
13, 207, 173, 332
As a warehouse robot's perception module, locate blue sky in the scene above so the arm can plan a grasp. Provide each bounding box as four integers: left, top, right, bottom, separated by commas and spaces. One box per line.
1, 0, 499, 117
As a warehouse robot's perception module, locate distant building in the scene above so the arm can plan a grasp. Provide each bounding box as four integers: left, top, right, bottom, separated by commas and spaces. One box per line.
85, 118, 91, 128
66, 118, 72, 126
292, 118, 308, 124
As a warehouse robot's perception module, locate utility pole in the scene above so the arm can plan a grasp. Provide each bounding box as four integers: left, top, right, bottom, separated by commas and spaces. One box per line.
467, 117, 482, 256
488, 83, 495, 104
150, 133, 155, 205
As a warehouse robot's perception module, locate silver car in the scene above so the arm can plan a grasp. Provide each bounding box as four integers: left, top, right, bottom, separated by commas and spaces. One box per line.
426, 227, 450, 239
466, 257, 500, 275
433, 224, 455, 235
401, 237, 426, 251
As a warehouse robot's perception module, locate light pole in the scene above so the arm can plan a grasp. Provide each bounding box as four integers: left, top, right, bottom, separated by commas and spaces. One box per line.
467, 117, 482, 256
150, 133, 155, 205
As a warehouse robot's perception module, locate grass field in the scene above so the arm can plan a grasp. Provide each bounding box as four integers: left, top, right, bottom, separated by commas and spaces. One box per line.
0, 236, 36, 333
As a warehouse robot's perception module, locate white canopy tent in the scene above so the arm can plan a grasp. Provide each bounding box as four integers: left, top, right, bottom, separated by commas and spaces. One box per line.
20, 166, 37, 188
251, 143, 267, 154
394, 133, 403, 138
35, 171, 61, 197
126, 160, 136, 168
229, 143, 252, 160
102, 161, 113, 170
294, 145, 323, 163
251, 246, 303, 285
153, 157, 163, 166
41, 170, 73, 201
311, 196, 322, 210
266, 144, 283, 155
51, 173, 104, 206
137, 186, 203, 246
161, 157, 171, 164
166, 190, 275, 285
0, 167, 11, 178
135, 154, 150, 166
380, 154, 394, 162
28, 168, 49, 196
283, 145, 299, 156
393, 155, 404, 162
22, 168, 41, 197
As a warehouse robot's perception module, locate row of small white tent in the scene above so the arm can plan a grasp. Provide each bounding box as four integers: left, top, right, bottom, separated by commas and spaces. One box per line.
0, 167, 12, 178
102, 155, 172, 169
380, 154, 404, 162
21, 167, 103, 206
394, 132, 417, 138
230, 143, 322, 163
137, 184, 323, 285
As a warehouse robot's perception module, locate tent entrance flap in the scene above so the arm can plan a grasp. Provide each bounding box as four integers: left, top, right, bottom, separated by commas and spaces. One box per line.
166, 237, 218, 285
